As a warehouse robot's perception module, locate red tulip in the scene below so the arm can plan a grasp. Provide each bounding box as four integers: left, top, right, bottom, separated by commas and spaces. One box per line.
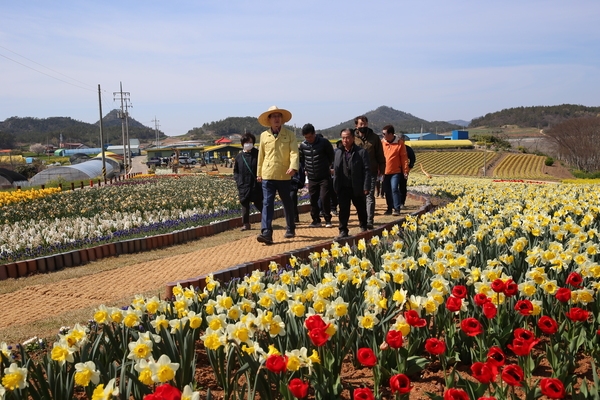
353, 387, 375, 400
452, 285, 468, 299
444, 388, 470, 400
308, 326, 330, 347
356, 348, 378, 367
565, 272, 583, 288
470, 362, 498, 384
304, 314, 327, 331
446, 296, 463, 312
514, 299, 533, 316
491, 279, 505, 293
566, 307, 590, 322
513, 327, 536, 342
486, 346, 506, 367
460, 317, 483, 336
508, 337, 540, 356
482, 301, 497, 319
504, 279, 518, 297
540, 378, 566, 399
478, 397, 497, 400
424, 338, 446, 355
501, 364, 524, 386
385, 330, 404, 349
389, 373, 412, 394
555, 287, 572, 303
265, 354, 288, 374
537, 316, 558, 335
404, 310, 427, 328
288, 378, 309, 399
144, 384, 181, 400
473, 293, 489, 306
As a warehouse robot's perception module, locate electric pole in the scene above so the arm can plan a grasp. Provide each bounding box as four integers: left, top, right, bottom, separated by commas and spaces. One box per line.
152, 117, 160, 147
113, 82, 131, 172
98, 84, 107, 181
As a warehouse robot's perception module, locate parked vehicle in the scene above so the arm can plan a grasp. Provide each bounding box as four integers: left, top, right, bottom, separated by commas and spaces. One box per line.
178, 156, 198, 165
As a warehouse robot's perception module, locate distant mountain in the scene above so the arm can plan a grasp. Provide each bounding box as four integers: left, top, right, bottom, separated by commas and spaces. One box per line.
447, 119, 470, 127
317, 106, 462, 138
469, 104, 600, 128
0, 110, 161, 148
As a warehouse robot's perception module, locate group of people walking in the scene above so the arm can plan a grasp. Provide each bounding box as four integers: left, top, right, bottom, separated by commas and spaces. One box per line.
233, 105, 413, 245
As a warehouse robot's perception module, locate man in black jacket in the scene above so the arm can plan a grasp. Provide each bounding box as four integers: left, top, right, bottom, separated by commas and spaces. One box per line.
332, 128, 371, 240
353, 115, 386, 230
299, 124, 335, 228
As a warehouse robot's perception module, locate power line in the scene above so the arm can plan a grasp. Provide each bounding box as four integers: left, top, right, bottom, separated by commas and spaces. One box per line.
0, 45, 96, 92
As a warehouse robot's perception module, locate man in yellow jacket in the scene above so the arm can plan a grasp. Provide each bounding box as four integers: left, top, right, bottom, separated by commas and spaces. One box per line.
256, 106, 299, 245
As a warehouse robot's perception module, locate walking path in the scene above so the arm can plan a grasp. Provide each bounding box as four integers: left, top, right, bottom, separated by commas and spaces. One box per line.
0, 196, 423, 339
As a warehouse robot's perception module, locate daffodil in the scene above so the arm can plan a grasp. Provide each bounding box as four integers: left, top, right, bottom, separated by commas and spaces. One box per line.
134, 358, 155, 385
74, 361, 100, 386
91, 377, 119, 400
2, 363, 28, 390
150, 354, 180, 383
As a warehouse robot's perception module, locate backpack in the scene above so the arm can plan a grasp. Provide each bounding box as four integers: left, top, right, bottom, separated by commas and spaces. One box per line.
406, 145, 416, 169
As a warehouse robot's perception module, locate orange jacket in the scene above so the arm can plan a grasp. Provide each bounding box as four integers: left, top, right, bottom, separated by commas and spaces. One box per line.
381, 137, 409, 175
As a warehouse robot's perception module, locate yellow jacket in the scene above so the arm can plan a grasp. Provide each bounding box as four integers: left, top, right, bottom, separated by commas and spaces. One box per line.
257, 127, 299, 180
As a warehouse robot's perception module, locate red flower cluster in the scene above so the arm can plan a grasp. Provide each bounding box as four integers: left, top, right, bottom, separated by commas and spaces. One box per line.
404, 310, 427, 327
507, 328, 540, 356
304, 314, 331, 347
566, 307, 590, 322
288, 378, 309, 399
143, 384, 181, 400
490, 278, 518, 296
483, 345, 524, 386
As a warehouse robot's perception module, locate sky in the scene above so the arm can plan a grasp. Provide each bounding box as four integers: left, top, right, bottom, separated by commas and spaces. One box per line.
1, 1, 599, 137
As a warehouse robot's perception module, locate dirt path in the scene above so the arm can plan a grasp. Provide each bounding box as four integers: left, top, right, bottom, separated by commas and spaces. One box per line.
0, 196, 422, 343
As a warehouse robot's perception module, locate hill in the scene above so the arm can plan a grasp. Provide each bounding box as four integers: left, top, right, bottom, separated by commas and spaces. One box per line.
316, 106, 462, 138
0, 110, 163, 148
469, 104, 600, 128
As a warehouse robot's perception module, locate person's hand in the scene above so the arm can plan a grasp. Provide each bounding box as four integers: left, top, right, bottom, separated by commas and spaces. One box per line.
404, 173, 409, 179
286, 168, 297, 176
257, 177, 262, 183
364, 190, 369, 195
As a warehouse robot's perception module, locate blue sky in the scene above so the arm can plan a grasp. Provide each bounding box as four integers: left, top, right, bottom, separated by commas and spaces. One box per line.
1, 0, 599, 136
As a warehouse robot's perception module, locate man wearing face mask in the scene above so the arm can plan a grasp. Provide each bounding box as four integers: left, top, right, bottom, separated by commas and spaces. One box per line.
353, 115, 386, 230
233, 132, 263, 231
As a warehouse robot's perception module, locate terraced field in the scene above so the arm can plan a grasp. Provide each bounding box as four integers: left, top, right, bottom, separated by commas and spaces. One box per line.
416, 151, 497, 176
492, 153, 547, 179
414, 151, 554, 180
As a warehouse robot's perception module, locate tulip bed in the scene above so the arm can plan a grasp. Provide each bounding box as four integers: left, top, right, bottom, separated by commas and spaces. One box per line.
0, 175, 241, 264
1, 176, 600, 400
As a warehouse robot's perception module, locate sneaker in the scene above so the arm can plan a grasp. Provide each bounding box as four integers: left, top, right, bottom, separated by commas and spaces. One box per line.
325, 221, 333, 228
284, 231, 295, 239
335, 232, 349, 240
392, 210, 400, 216
366, 224, 374, 230
256, 234, 273, 245
308, 222, 322, 228
240, 224, 251, 231
383, 210, 393, 215
331, 210, 338, 216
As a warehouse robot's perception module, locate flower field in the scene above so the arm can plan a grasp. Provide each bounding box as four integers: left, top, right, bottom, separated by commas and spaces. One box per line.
1, 176, 600, 400
0, 175, 241, 264
415, 152, 498, 176
492, 154, 547, 180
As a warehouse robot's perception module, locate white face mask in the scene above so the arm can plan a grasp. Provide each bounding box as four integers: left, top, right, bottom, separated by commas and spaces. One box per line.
243, 143, 254, 151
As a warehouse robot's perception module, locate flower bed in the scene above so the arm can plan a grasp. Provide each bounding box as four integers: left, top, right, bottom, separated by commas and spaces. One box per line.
1, 177, 599, 399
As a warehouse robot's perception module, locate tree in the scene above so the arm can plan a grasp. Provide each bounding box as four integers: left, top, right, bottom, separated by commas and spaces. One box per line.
0, 132, 15, 149
29, 143, 46, 155
545, 117, 600, 172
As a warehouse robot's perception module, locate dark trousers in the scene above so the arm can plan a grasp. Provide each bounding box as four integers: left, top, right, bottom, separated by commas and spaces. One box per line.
309, 177, 332, 223
261, 180, 295, 237
336, 186, 368, 234
240, 192, 263, 225
399, 174, 408, 206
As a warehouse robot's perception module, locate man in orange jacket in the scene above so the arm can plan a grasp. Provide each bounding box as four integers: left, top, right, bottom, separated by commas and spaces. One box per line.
381, 125, 409, 216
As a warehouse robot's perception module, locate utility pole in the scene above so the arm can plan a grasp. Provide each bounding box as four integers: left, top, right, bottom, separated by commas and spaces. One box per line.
98, 84, 107, 181
124, 98, 132, 167
152, 117, 160, 147
113, 82, 131, 172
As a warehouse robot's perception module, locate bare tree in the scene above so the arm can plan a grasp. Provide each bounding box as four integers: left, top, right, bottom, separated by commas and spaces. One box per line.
29, 143, 46, 156
545, 117, 600, 172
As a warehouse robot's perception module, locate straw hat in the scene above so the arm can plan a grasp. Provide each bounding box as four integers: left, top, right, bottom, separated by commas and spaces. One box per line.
257, 105, 292, 127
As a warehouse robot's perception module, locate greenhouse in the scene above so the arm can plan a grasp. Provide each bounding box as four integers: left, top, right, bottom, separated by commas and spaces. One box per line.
28, 159, 116, 186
